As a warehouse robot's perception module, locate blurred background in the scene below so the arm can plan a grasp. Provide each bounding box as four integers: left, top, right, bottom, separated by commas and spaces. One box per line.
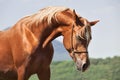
0, 0, 120, 80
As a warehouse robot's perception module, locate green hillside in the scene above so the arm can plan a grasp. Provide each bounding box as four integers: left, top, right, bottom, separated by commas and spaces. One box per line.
29, 56, 120, 80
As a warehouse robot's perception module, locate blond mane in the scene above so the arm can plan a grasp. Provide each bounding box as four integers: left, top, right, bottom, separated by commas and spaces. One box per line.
19, 6, 70, 26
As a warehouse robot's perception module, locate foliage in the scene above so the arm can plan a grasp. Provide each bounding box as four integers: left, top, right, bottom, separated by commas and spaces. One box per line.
29, 56, 120, 80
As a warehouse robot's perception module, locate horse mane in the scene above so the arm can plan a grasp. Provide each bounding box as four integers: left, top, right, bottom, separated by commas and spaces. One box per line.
19, 6, 70, 27
18, 6, 91, 44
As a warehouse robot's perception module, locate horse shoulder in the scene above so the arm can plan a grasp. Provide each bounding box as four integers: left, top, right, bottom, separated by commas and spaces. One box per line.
0, 30, 17, 79
7, 25, 39, 68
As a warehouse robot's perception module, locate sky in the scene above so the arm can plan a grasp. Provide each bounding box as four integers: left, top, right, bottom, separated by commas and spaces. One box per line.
0, 0, 120, 58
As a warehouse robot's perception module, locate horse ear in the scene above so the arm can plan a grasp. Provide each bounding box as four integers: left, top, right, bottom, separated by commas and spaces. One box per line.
73, 9, 76, 14
90, 20, 99, 26
73, 9, 77, 19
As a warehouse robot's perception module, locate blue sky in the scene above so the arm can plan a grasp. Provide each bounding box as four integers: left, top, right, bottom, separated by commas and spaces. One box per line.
0, 0, 120, 58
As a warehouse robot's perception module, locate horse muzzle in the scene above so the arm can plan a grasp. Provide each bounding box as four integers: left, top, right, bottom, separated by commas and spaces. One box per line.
76, 59, 90, 72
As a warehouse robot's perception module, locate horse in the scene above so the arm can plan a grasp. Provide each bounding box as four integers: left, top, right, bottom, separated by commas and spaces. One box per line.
0, 6, 99, 80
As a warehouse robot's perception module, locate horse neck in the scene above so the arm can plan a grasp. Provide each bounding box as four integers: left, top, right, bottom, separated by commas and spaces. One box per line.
28, 22, 59, 48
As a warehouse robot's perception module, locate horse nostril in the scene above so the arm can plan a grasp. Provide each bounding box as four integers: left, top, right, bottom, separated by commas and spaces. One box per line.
82, 63, 86, 70
81, 62, 89, 72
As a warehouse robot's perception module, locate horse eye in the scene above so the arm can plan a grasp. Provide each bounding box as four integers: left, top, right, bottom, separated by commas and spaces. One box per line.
90, 36, 92, 40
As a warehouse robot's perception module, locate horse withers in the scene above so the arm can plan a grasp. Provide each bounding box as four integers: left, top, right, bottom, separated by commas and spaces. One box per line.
0, 6, 99, 80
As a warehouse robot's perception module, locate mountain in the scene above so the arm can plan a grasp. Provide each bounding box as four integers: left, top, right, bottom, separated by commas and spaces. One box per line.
52, 40, 71, 61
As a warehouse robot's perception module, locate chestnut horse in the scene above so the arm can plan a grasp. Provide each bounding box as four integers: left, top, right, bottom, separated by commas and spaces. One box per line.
0, 6, 99, 80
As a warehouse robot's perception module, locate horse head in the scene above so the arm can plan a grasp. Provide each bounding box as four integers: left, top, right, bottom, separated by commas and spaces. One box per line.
54, 9, 99, 72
